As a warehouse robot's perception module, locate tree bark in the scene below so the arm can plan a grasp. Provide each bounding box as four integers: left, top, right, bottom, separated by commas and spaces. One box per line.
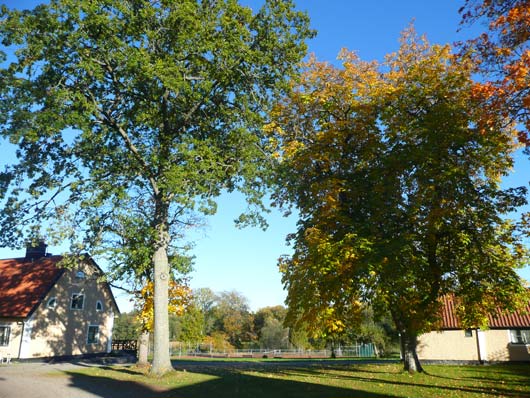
137, 331, 150, 366
401, 332, 424, 373
150, 220, 173, 376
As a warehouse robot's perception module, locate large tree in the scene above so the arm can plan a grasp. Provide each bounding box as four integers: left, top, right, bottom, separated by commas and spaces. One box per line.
270, 27, 529, 373
0, 0, 313, 375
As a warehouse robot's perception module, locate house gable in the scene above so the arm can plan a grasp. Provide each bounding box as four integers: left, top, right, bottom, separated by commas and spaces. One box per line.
0, 253, 120, 359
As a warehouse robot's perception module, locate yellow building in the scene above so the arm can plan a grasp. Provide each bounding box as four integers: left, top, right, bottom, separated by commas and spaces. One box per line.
418, 295, 530, 362
0, 244, 119, 360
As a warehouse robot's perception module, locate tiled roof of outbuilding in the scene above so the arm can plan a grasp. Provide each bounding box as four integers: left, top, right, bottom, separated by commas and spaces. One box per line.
440, 294, 530, 329
0, 256, 65, 318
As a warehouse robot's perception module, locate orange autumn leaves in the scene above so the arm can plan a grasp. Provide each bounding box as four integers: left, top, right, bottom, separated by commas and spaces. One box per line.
462, 0, 530, 144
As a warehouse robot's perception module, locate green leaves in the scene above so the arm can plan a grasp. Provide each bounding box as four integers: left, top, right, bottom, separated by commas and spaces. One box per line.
0, 0, 313, 252
273, 27, 529, 352
0, 1, 312, 372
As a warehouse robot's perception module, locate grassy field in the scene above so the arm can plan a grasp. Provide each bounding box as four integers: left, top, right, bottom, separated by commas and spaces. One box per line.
61, 359, 530, 398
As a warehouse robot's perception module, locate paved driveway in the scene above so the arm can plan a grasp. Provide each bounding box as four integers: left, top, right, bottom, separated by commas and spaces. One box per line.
0, 361, 104, 398
1, 360, 166, 398
0, 358, 396, 398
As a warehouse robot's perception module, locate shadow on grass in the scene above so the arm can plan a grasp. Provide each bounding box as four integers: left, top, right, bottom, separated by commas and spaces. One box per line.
62, 365, 398, 398
61, 361, 530, 398
426, 363, 530, 388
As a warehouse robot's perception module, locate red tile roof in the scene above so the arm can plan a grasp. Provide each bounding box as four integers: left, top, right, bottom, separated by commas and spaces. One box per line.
440, 294, 530, 329
0, 256, 65, 318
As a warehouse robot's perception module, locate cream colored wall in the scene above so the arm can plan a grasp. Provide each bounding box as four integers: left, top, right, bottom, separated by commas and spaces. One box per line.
418, 329, 479, 361
419, 329, 530, 362
486, 329, 530, 362
21, 261, 117, 359
0, 318, 23, 359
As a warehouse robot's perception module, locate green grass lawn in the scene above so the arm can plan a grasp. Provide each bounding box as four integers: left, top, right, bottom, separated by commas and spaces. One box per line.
62, 360, 530, 398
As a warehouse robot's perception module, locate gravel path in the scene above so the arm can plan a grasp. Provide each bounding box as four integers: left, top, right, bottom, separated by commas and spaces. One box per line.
0, 357, 172, 398
0, 361, 106, 398
0, 358, 398, 398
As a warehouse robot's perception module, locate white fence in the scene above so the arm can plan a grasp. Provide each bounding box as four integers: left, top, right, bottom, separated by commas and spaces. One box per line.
169, 343, 375, 358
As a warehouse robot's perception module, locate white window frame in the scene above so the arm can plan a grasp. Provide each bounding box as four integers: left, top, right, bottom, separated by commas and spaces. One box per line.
0, 325, 11, 346
510, 329, 530, 344
70, 293, 84, 310
46, 297, 57, 309
87, 325, 100, 345
96, 300, 103, 312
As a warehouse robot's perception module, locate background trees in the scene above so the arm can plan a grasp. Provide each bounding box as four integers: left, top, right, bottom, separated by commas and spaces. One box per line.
271, 27, 529, 373
211, 290, 256, 348
114, 289, 393, 354
0, 0, 313, 375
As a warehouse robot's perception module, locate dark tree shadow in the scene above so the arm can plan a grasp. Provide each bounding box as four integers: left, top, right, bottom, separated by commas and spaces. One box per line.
60, 361, 530, 398
62, 366, 399, 398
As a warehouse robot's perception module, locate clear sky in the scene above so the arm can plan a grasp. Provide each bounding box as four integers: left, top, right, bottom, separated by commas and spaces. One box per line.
1, 0, 529, 313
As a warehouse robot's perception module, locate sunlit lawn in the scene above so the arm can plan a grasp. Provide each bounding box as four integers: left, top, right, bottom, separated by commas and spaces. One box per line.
61, 360, 530, 398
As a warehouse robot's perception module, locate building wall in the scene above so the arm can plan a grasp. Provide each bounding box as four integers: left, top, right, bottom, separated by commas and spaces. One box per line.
20, 261, 117, 359
418, 329, 530, 362
486, 329, 530, 362
0, 318, 23, 359
418, 329, 479, 361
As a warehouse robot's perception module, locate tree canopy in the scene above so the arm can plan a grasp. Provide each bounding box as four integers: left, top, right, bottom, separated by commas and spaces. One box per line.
0, 0, 313, 375
270, 27, 529, 373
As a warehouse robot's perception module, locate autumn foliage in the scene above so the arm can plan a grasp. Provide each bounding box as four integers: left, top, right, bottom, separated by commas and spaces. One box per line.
271, 27, 529, 373
136, 280, 191, 333
461, 0, 530, 144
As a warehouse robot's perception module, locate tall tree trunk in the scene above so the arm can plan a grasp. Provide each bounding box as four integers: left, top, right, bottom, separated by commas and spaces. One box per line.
137, 331, 150, 366
401, 332, 424, 374
150, 220, 173, 376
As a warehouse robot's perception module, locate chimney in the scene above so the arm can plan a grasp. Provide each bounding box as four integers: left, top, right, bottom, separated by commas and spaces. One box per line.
25, 241, 47, 260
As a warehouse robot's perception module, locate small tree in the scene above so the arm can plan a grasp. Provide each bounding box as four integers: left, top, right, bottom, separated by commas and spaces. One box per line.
178, 305, 205, 344
135, 280, 190, 365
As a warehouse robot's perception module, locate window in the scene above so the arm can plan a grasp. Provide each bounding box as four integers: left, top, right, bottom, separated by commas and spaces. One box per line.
510, 329, 530, 344
70, 293, 84, 310
0, 326, 10, 346
96, 301, 103, 311
464, 329, 473, 337
75, 271, 85, 279
87, 325, 99, 344
46, 297, 57, 309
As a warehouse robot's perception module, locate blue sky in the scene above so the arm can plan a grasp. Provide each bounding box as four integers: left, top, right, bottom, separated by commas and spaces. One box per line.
1, 0, 529, 312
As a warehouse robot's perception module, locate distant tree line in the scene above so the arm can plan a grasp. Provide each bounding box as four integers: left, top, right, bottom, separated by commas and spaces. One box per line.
113, 288, 399, 356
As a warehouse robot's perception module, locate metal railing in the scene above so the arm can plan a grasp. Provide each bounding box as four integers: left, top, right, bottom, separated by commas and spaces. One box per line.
111, 339, 138, 352
169, 343, 375, 358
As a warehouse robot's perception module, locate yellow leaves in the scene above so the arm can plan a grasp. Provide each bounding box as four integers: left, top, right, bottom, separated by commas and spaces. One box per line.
283, 140, 305, 159
325, 318, 346, 334
136, 280, 191, 332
